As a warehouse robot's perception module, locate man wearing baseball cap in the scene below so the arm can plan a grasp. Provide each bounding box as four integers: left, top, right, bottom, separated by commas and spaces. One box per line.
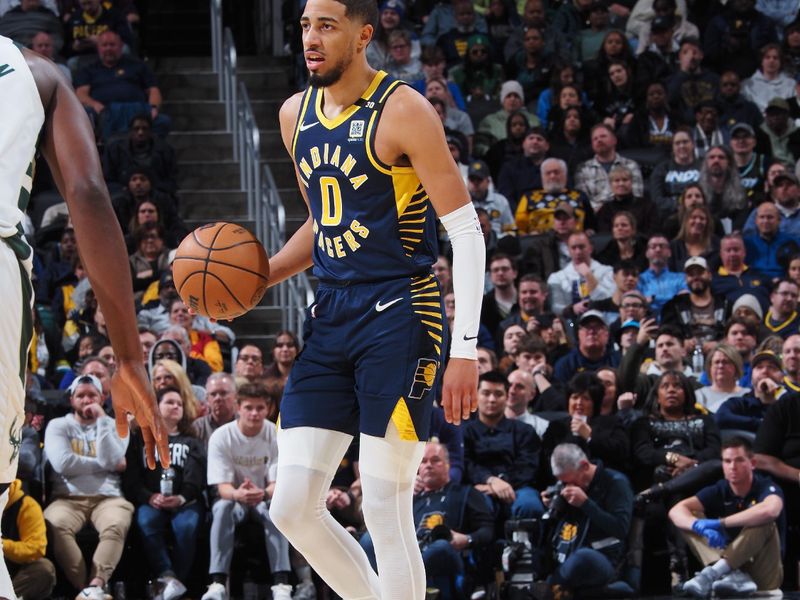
716, 350, 787, 434
553, 310, 620, 384
662, 256, 727, 353
761, 97, 800, 166
729, 122, 771, 203
467, 159, 516, 237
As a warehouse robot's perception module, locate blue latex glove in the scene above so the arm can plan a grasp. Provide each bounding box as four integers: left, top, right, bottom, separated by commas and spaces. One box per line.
704, 528, 728, 549
693, 519, 723, 532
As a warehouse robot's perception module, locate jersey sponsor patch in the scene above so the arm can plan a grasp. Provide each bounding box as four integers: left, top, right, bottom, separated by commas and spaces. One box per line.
349, 120, 365, 140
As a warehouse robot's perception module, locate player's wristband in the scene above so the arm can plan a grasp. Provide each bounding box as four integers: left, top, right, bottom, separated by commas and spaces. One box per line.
439, 203, 485, 360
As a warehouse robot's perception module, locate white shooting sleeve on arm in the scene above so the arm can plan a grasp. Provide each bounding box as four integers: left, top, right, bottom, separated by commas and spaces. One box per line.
439, 203, 485, 360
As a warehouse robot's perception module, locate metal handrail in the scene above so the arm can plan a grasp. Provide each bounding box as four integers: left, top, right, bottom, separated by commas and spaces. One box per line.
210, 0, 312, 337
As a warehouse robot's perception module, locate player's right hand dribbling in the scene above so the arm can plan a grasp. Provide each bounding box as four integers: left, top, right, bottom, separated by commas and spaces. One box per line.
112, 360, 170, 469
441, 357, 479, 425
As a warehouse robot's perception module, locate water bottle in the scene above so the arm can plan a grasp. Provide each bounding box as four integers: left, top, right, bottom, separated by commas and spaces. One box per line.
692, 344, 704, 376
160, 467, 175, 496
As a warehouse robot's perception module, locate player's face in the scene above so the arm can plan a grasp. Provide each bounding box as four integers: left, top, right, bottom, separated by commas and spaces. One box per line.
477, 381, 507, 417
722, 446, 754, 486
301, 0, 371, 88
159, 391, 184, 424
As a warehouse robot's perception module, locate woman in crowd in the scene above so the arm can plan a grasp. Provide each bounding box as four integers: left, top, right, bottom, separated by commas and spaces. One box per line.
630, 371, 721, 588
150, 358, 201, 421
125, 197, 186, 251
668, 204, 720, 272
484, 110, 530, 181
425, 77, 475, 145
129, 222, 170, 298
536, 62, 589, 129
263, 330, 300, 387
595, 212, 648, 272
661, 184, 723, 241
583, 29, 637, 102
547, 105, 594, 171
366, 0, 419, 70
649, 128, 701, 221
596, 60, 636, 134
124, 387, 206, 600
694, 343, 749, 414
620, 81, 676, 153
788, 253, 800, 289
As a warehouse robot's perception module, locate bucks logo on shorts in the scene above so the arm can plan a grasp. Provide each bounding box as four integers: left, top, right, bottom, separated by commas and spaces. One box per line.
408, 358, 438, 400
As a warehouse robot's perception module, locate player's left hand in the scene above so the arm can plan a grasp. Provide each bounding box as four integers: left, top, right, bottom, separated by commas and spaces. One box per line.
441, 357, 478, 425
112, 359, 170, 470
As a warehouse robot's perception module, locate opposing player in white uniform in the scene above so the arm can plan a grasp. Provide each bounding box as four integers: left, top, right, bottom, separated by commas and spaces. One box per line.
0, 35, 169, 600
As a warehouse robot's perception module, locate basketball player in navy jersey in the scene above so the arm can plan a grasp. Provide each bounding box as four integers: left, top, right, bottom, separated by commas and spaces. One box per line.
263, 0, 484, 598
0, 37, 169, 599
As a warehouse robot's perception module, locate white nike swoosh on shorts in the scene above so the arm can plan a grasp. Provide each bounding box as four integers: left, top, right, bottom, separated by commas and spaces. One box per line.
375, 297, 403, 312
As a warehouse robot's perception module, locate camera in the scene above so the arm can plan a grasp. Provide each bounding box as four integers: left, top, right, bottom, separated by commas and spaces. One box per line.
542, 482, 568, 521
501, 519, 540, 599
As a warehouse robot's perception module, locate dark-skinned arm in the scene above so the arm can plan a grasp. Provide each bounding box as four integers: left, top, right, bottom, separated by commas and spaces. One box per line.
26, 50, 168, 469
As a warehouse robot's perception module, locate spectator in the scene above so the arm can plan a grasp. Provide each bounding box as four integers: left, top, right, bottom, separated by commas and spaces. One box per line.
744, 203, 798, 279
783, 334, 800, 392
506, 25, 553, 104
627, 0, 699, 58
483, 110, 530, 182
149, 357, 200, 417
504, 369, 551, 437
698, 145, 749, 233
650, 130, 702, 222
363, 442, 494, 600
764, 278, 800, 338
761, 97, 800, 165
503, 0, 566, 65
703, 0, 778, 78
669, 437, 784, 598
574, 124, 644, 212
149, 336, 211, 388
552, 311, 620, 384
547, 105, 593, 172
124, 387, 206, 600
498, 274, 549, 334
480, 254, 518, 338
168, 299, 223, 372
547, 231, 615, 317
410, 46, 466, 110
234, 344, 264, 384
711, 234, 770, 309
463, 370, 544, 521
466, 159, 515, 237
420, 0, 487, 48
540, 443, 633, 597
668, 205, 721, 273
667, 37, 720, 124
29, 28, 68, 79
425, 77, 474, 145
662, 256, 727, 354
539, 373, 629, 483
478, 80, 539, 143
717, 69, 765, 130
385, 29, 424, 81
129, 221, 169, 297
552, 0, 592, 53
1, 477, 56, 599
263, 331, 299, 388
594, 214, 648, 274
115, 173, 186, 249
74, 30, 169, 139
103, 113, 178, 196
192, 372, 237, 446
43, 375, 132, 598
514, 159, 595, 236
729, 123, 772, 205
448, 33, 503, 98
741, 43, 796, 114
0, 0, 61, 49
636, 232, 689, 319
595, 166, 657, 235
367, 0, 419, 70
618, 81, 676, 153
517, 200, 577, 280
204, 383, 292, 600
695, 342, 750, 414
716, 349, 785, 433
65, 0, 131, 65
497, 125, 550, 209
595, 60, 636, 135
721, 316, 759, 387
634, 13, 680, 85
744, 172, 800, 237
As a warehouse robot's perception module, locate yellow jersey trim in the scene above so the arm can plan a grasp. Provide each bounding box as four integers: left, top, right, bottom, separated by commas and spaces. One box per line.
390, 397, 419, 441
314, 70, 387, 130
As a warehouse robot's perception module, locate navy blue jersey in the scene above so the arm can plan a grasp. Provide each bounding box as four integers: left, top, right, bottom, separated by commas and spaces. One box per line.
291, 71, 439, 282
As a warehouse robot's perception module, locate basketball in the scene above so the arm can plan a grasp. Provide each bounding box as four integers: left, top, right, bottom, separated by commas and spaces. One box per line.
172, 222, 270, 320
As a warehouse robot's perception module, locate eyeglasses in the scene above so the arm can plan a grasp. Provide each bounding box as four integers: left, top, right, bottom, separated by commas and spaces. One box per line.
238, 354, 262, 363
621, 303, 644, 309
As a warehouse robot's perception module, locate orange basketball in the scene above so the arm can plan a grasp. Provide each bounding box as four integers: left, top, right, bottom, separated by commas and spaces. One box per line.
172, 222, 270, 320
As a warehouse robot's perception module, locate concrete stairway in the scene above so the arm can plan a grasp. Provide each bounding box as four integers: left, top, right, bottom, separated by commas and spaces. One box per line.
156, 53, 306, 348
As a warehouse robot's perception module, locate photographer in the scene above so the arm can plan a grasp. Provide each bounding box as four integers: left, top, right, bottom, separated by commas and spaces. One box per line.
361, 442, 494, 600
539, 444, 633, 596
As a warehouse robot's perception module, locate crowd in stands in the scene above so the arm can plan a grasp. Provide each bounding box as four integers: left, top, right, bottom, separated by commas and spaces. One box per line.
7, 0, 800, 599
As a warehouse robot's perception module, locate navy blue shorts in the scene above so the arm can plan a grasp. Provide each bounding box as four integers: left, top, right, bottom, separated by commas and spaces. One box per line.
280, 274, 447, 441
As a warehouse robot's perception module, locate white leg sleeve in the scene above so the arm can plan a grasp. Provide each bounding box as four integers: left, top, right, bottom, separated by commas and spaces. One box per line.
0, 489, 15, 600
270, 427, 381, 600
360, 423, 426, 600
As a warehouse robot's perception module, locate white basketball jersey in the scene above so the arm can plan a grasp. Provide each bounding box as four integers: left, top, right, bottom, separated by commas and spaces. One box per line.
0, 35, 44, 238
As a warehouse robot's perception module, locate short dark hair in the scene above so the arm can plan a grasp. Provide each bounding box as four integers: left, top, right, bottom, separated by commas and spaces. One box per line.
656, 324, 685, 344
721, 436, 753, 456
518, 333, 547, 356
566, 372, 604, 416
489, 253, 517, 270
478, 370, 509, 391
519, 273, 545, 288
724, 316, 757, 338
613, 259, 639, 275
337, 0, 378, 27
237, 382, 273, 405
